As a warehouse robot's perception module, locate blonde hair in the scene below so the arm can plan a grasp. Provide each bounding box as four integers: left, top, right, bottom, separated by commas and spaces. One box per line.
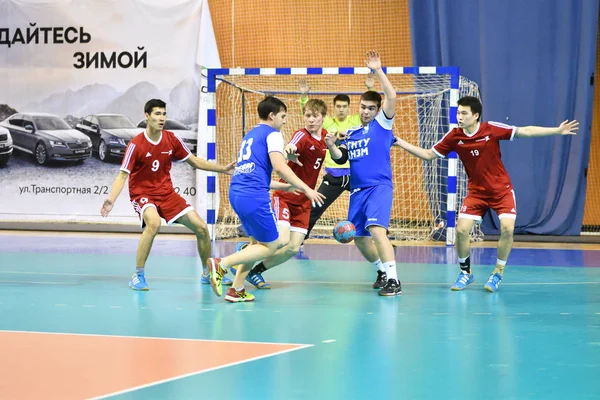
304, 98, 327, 116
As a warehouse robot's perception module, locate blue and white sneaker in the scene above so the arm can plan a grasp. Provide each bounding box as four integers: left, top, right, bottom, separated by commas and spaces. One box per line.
129, 272, 149, 291
246, 271, 271, 289
201, 271, 232, 286
484, 272, 502, 292
229, 266, 271, 289
450, 272, 474, 291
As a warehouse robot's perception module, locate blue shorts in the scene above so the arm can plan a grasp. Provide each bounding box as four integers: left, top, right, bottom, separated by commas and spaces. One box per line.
229, 192, 278, 243
348, 185, 393, 237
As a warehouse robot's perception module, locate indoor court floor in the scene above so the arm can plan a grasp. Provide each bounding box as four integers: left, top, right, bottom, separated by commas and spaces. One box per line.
0, 230, 599, 400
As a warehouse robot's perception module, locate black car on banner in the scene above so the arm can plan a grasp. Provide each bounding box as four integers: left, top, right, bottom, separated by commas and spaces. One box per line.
76, 114, 141, 162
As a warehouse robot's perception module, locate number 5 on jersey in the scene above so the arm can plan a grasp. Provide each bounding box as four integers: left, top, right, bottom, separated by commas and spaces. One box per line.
238, 138, 254, 162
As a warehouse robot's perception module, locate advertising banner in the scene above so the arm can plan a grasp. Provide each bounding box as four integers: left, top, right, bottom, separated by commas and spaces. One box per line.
0, 0, 220, 227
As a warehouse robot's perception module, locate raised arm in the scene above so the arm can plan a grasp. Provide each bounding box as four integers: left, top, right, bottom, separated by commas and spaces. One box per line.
515, 120, 578, 138
394, 137, 439, 161
186, 155, 235, 174
299, 79, 310, 113
365, 50, 396, 118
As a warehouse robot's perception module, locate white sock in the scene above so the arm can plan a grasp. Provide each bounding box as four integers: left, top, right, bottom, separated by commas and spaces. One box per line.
383, 261, 397, 281
372, 259, 385, 272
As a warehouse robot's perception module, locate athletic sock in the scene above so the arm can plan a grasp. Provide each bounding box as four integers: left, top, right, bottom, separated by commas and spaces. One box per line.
458, 255, 471, 274
383, 261, 398, 281
250, 261, 267, 274
372, 259, 385, 272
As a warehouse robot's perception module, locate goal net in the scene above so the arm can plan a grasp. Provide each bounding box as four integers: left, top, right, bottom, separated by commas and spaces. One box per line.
202, 67, 482, 244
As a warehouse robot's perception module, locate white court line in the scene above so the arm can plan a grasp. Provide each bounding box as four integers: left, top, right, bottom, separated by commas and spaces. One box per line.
0, 271, 599, 286
0, 330, 313, 400
322, 339, 336, 343
0, 329, 313, 349
91, 345, 312, 399
0, 279, 76, 285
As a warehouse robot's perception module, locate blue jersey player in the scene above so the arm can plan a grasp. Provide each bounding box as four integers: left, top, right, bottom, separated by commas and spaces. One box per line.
208, 96, 325, 302
326, 51, 401, 296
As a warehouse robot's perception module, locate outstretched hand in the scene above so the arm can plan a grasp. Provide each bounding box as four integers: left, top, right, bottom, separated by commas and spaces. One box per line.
100, 198, 114, 217
305, 188, 326, 208
299, 78, 310, 95
365, 73, 375, 90
284, 145, 303, 166
325, 132, 338, 147
558, 120, 579, 135
365, 50, 381, 72
222, 161, 236, 175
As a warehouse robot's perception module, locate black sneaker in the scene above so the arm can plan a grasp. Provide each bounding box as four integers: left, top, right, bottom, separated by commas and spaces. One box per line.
373, 270, 387, 289
378, 279, 402, 296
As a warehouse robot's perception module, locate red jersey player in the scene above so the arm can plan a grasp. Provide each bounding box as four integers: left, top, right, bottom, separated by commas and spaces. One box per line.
232, 98, 329, 289
100, 99, 235, 291
395, 96, 578, 292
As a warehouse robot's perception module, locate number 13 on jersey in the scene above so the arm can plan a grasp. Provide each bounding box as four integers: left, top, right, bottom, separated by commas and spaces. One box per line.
238, 138, 254, 162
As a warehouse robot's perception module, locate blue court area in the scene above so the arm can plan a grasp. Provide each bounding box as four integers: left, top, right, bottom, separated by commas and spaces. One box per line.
0, 232, 599, 399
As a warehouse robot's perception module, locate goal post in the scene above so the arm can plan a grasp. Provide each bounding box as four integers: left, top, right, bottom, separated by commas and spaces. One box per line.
201, 66, 481, 246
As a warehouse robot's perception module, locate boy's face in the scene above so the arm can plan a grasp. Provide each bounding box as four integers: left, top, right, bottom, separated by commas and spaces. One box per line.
304, 108, 325, 134
334, 101, 350, 120
271, 110, 287, 130
359, 100, 379, 125
145, 107, 166, 131
457, 105, 479, 128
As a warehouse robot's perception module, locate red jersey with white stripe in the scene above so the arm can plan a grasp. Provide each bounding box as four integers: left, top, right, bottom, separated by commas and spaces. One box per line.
120, 130, 191, 198
275, 128, 327, 204
432, 121, 517, 194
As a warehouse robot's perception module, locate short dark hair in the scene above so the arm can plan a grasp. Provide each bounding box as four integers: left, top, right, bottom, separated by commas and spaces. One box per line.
457, 96, 482, 121
144, 99, 166, 115
333, 94, 350, 104
360, 91, 382, 109
257, 96, 287, 120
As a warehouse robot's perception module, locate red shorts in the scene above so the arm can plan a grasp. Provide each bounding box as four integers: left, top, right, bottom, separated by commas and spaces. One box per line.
131, 191, 193, 228
459, 189, 517, 221
272, 193, 311, 234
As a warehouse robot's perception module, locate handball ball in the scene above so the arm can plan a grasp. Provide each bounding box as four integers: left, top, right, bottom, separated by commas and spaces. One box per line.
333, 221, 356, 243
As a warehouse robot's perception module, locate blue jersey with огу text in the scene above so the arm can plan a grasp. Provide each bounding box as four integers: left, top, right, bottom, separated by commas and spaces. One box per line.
342, 111, 395, 189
